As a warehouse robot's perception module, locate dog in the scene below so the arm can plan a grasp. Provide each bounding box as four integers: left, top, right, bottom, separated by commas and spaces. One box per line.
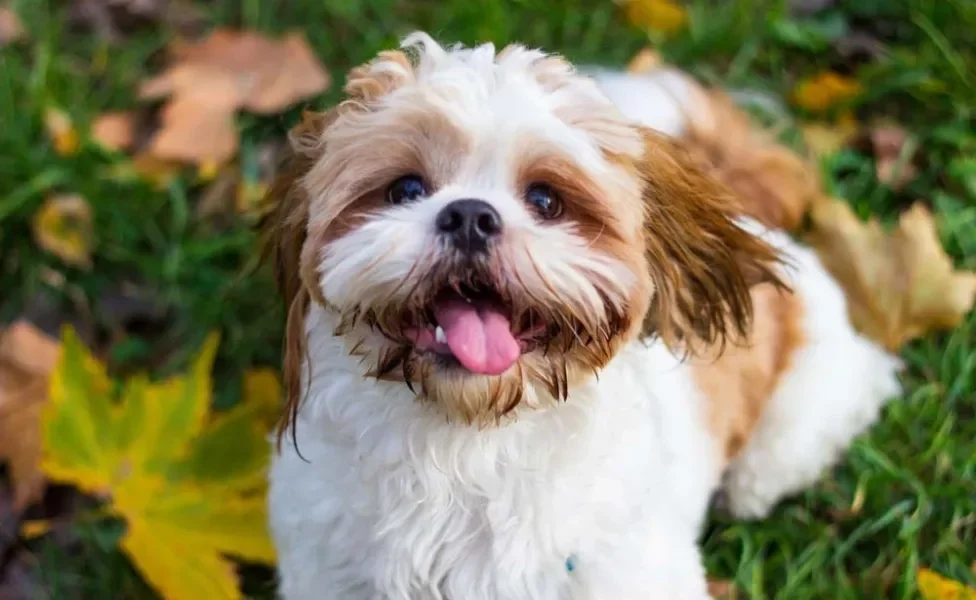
264, 33, 902, 599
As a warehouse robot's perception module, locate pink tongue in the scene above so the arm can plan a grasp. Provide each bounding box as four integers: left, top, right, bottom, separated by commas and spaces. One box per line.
434, 299, 520, 375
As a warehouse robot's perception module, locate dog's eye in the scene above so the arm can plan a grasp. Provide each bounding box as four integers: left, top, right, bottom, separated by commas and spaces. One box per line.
525, 183, 563, 220
387, 175, 428, 204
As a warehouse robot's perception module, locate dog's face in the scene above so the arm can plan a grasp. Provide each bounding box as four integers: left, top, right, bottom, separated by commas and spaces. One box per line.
267, 33, 781, 431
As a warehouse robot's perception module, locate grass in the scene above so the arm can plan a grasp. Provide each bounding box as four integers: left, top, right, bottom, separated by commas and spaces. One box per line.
1, 0, 974, 598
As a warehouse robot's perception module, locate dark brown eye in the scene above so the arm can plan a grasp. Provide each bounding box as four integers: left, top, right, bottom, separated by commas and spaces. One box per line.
387, 175, 428, 204
525, 183, 563, 220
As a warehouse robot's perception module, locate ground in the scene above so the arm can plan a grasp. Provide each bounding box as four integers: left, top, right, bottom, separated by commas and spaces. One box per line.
1, 0, 974, 598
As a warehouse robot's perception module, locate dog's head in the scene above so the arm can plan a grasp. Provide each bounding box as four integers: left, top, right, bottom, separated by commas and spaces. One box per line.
265, 33, 782, 436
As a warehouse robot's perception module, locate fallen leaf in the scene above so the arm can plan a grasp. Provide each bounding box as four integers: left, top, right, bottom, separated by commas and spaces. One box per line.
44, 106, 80, 156
869, 124, 918, 190
626, 47, 663, 73
917, 568, 976, 600
0, 321, 60, 511
90, 111, 136, 151
806, 200, 976, 351
0, 5, 26, 46
621, 0, 688, 36
132, 29, 327, 165
241, 368, 282, 430
147, 86, 240, 164
802, 109, 860, 159
792, 71, 862, 113
707, 578, 738, 599
31, 194, 93, 269
42, 328, 276, 600
139, 29, 330, 113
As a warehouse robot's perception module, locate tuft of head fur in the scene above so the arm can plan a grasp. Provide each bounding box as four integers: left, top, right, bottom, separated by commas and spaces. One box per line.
260, 33, 784, 444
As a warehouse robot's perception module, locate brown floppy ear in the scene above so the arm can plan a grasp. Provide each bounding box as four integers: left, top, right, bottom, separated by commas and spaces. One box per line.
637, 128, 786, 352
258, 109, 337, 447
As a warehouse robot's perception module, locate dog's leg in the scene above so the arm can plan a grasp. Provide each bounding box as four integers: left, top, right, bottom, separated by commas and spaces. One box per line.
719, 246, 903, 520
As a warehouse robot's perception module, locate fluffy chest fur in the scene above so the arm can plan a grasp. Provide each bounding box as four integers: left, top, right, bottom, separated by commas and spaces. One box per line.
268, 306, 722, 600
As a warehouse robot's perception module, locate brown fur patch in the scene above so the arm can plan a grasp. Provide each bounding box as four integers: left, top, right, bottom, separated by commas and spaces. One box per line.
684, 91, 821, 232
632, 128, 787, 353
693, 283, 805, 462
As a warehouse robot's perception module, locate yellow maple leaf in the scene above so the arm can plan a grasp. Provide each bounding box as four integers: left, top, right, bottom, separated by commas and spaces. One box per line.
918, 568, 976, 600
44, 106, 81, 156
32, 194, 93, 269
41, 329, 276, 600
622, 0, 687, 36
806, 200, 976, 351
792, 71, 862, 113
801, 109, 860, 160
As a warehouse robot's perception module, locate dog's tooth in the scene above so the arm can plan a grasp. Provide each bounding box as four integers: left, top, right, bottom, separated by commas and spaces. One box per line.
435, 326, 447, 344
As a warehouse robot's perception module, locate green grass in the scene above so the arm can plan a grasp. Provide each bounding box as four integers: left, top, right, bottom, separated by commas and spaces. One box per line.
2, 0, 974, 598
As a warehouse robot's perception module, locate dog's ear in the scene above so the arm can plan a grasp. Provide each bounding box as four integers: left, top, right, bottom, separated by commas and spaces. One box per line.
259, 108, 337, 447
637, 128, 786, 352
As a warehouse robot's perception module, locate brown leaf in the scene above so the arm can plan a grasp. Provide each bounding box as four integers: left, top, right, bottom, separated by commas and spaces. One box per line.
147, 83, 240, 164
0, 321, 59, 511
707, 578, 738, 599
134, 29, 328, 165
91, 110, 136, 151
140, 28, 330, 114
685, 90, 821, 231
0, 5, 26, 46
869, 124, 918, 190
807, 200, 976, 351
31, 194, 94, 269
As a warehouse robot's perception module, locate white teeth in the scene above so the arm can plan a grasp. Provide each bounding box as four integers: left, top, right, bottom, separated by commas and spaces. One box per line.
435, 326, 447, 344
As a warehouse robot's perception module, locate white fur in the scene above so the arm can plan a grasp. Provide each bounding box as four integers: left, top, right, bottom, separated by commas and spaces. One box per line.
269, 224, 901, 599
268, 48, 903, 599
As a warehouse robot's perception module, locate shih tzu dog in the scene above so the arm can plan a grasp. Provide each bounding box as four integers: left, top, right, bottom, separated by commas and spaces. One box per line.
265, 33, 902, 599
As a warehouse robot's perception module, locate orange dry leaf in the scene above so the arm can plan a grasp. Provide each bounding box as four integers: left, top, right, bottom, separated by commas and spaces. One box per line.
792, 71, 862, 113
91, 111, 136, 151
807, 200, 976, 351
622, 0, 688, 36
146, 81, 241, 164
917, 568, 976, 600
134, 28, 328, 165
32, 193, 94, 269
0, 5, 26, 46
0, 321, 60, 511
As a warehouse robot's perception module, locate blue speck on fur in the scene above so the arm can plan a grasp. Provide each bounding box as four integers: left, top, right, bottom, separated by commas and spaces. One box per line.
566, 555, 577, 573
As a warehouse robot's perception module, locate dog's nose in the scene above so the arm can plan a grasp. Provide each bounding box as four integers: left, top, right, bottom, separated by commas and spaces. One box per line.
435, 199, 502, 254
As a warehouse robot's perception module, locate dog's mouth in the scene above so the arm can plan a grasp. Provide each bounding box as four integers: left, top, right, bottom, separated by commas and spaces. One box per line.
402, 282, 549, 376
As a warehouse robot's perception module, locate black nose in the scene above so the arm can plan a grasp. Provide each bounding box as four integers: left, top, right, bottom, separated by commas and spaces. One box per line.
435, 199, 502, 254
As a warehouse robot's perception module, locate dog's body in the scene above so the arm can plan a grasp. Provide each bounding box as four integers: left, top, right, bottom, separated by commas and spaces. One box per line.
267, 35, 902, 599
